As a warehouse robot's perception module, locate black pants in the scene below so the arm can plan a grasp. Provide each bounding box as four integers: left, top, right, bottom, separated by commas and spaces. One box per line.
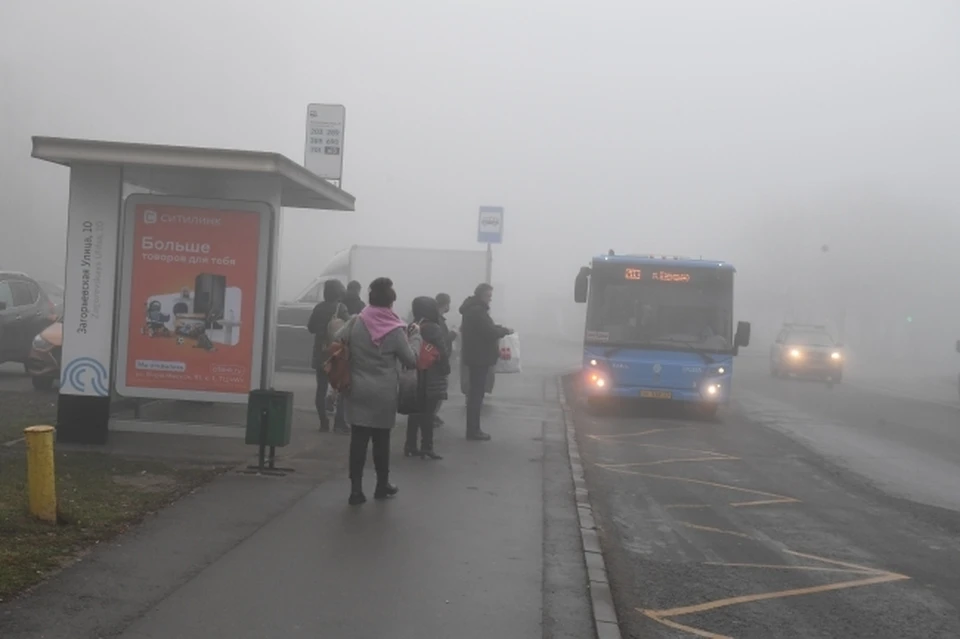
466, 365, 490, 435
315, 369, 345, 429
405, 398, 440, 452
349, 426, 391, 490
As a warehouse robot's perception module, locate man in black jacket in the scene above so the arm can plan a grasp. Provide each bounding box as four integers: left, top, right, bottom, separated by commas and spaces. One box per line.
307, 279, 349, 433
432, 293, 457, 428
459, 283, 512, 441
342, 280, 366, 316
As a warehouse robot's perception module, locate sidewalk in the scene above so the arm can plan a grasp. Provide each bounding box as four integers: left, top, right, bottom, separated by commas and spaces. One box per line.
0, 366, 593, 639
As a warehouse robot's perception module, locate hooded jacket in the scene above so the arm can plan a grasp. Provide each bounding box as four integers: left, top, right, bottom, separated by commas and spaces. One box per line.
412, 296, 450, 400
459, 295, 509, 368
307, 280, 348, 370
342, 290, 366, 316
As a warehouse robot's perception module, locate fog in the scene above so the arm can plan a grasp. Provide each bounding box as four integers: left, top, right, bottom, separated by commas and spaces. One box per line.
3, 0, 960, 375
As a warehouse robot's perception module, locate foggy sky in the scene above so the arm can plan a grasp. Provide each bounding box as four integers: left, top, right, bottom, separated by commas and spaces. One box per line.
3, 0, 960, 348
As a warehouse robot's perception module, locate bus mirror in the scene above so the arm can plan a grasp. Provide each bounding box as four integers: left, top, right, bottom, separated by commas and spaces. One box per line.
574, 268, 590, 304
734, 321, 751, 348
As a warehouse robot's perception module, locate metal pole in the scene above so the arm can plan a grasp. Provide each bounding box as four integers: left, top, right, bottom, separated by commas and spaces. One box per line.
485, 243, 492, 284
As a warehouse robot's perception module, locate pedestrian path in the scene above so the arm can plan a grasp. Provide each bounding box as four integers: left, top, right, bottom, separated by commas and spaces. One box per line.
119, 374, 558, 639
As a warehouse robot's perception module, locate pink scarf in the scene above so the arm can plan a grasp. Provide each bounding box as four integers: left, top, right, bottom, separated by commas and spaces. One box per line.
359, 306, 406, 346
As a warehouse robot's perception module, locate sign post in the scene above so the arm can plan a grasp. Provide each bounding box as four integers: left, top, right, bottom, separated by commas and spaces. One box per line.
477, 206, 504, 284
304, 104, 346, 185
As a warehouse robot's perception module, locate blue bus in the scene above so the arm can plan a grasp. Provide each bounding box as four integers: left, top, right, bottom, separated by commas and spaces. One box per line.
574, 253, 751, 415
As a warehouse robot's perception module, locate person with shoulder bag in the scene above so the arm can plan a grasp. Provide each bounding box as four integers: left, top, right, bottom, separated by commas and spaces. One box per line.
403, 296, 450, 459
334, 278, 417, 506
307, 280, 350, 433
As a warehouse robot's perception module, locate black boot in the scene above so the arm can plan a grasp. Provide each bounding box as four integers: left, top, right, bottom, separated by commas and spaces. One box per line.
348, 478, 366, 506
420, 450, 443, 460
466, 430, 492, 441
319, 417, 330, 433
374, 481, 399, 500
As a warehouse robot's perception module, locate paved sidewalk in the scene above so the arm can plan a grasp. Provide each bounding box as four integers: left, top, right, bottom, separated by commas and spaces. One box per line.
1, 367, 592, 639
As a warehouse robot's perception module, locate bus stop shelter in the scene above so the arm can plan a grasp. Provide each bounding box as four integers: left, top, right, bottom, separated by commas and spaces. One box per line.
31, 136, 356, 444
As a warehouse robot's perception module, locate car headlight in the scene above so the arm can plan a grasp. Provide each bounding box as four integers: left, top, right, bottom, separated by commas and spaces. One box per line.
32, 334, 51, 350
830, 351, 841, 360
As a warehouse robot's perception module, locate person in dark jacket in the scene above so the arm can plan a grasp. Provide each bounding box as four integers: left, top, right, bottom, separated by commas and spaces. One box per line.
459, 283, 512, 441
403, 296, 450, 459
342, 280, 366, 316
307, 279, 349, 433
432, 293, 457, 428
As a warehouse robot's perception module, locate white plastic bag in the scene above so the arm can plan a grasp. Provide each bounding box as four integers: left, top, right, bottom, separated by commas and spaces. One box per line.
495, 333, 522, 374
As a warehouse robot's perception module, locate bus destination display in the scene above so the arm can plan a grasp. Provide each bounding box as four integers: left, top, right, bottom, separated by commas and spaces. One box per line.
623, 268, 692, 283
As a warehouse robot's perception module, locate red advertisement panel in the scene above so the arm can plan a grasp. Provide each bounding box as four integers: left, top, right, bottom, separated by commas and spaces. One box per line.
124, 204, 261, 394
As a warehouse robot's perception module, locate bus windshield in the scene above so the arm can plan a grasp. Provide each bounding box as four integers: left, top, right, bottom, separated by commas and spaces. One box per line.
586, 272, 733, 352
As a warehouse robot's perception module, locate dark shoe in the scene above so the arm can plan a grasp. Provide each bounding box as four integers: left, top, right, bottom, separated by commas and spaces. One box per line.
433, 417, 445, 428
333, 426, 350, 435
348, 492, 367, 506
466, 431, 492, 441
319, 419, 330, 433
420, 450, 443, 460
374, 483, 399, 499
404, 448, 421, 457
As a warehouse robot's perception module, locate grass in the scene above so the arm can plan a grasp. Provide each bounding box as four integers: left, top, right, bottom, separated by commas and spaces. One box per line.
0, 390, 58, 444
0, 392, 224, 601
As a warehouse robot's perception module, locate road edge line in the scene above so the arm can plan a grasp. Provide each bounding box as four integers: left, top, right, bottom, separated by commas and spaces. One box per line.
558, 377, 624, 639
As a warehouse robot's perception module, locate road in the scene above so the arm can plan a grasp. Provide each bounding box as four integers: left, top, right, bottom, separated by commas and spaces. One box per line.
566, 355, 960, 639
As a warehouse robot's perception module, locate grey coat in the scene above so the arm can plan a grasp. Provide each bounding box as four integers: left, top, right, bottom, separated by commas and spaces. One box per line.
336, 316, 417, 429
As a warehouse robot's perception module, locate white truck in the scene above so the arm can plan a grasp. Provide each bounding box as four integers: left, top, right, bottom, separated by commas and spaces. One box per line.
276, 245, 491, 376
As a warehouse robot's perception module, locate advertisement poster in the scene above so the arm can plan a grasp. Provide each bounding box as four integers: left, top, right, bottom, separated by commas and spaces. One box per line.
116, 197, 271, 401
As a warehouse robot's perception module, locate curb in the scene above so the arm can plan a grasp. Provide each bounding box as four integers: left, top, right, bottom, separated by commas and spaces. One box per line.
558, 379, 623, 639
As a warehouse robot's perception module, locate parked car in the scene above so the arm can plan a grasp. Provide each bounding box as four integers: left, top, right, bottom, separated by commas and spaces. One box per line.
26, 320, 62, 390
0, 271, 58, 370
769, 322, 844, 385
37, 280, 64, 317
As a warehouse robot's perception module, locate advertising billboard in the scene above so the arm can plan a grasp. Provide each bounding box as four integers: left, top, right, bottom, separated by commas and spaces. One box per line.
116, 195, 272, 403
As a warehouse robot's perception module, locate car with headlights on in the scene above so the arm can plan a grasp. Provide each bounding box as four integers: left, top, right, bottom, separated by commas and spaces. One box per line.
769, 323, 843, 384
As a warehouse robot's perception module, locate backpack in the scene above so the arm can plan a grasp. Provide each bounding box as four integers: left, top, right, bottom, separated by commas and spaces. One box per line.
324, 316, 355, 393
326, 303, 347, 343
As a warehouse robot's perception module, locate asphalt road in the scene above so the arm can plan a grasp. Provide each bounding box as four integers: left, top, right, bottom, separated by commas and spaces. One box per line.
566, 357, 960, 639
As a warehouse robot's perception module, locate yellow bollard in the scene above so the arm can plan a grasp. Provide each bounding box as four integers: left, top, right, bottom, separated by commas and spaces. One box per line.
24, 426, 57, 524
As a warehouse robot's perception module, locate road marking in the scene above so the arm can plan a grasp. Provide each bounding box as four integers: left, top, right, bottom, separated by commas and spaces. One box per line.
664, 503, 711, 510
704, 562, 875, 575
678, 522, 754, 540
603, 441, 736, 457
588, 426, 699, 440
641, 551, 909, 638
643, 612, 731, 639
602, 456, 741, 467
597, 466, 800, 507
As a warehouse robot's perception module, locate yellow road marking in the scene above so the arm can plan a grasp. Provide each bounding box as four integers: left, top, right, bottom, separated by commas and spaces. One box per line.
597, 466, 800, 507
588, 426, 698, 440
678, 522, 754, 540
704, 562, 876, 575
603, 456, 741, 468
641, 551, 910, 637
642, 611, 732, 639
783, 549, 906, 577
602, 442, 734, 457
652, 572, 908, 618
665, 504, 711, 510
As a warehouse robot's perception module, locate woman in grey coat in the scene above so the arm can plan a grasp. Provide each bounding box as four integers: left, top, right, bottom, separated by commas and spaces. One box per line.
335, 277, 417, 506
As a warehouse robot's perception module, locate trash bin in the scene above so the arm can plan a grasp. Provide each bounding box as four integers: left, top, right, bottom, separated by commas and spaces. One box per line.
245, 389, 294, 447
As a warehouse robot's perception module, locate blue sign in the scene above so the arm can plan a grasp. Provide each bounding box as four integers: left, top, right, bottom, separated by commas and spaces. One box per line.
477, 206, 504, 244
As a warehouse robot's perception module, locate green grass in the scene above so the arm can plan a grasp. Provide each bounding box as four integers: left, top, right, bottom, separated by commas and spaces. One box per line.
0, 391, 58, 444
0, 396, 223, 601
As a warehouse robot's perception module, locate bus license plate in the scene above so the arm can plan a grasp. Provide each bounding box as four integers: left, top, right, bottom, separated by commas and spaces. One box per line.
640, 390, 672, 400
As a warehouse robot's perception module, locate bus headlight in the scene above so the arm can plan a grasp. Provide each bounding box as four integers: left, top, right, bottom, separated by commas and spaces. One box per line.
830, 351, 841, 361
587, 370, 608, 389
789, 348, 802, 358
703, 382, 721, 398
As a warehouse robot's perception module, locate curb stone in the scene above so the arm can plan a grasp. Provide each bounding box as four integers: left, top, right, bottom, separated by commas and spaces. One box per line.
558, 380, 623, 639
